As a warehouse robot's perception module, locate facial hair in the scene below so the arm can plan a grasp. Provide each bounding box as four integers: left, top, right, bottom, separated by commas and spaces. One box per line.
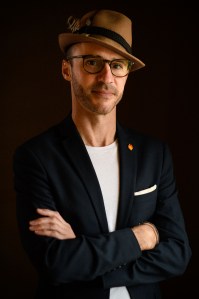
71, 71, 123, 115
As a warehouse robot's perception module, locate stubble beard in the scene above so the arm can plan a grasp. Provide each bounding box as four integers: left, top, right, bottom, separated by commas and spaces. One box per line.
71, 73, 123, 115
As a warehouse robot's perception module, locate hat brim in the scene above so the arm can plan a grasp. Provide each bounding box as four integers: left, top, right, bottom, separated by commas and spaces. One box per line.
58, 33, 145, 72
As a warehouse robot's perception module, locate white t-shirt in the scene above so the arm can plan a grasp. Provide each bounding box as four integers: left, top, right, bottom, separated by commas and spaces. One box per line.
86, 140, 131, 299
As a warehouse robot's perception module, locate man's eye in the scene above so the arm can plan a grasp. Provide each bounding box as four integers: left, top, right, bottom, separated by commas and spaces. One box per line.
112, 63, 123, 69
86, 59, 98, 66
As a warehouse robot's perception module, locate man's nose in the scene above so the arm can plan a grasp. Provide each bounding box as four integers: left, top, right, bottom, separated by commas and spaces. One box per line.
96, 62, 114, 82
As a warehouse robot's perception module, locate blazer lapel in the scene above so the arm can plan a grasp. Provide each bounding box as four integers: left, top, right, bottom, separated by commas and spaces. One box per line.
59, 115, 109, 233
116, 123, 137, 229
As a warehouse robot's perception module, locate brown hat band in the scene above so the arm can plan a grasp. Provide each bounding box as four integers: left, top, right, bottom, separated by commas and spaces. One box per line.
75, 26, 132, 54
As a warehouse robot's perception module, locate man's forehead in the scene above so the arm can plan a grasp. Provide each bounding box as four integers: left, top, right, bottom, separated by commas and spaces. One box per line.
71, 42, 126, 59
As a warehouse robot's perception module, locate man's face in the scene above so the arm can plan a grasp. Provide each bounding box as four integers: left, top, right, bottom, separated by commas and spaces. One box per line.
62, 42, 129, 116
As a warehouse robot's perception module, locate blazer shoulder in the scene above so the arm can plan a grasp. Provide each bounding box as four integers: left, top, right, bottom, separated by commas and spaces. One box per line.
14, 119, 66, 155
119, 123, 168, 150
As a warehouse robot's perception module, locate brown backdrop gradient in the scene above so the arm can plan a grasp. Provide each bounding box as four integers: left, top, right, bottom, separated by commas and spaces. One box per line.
1, 1, 198, 298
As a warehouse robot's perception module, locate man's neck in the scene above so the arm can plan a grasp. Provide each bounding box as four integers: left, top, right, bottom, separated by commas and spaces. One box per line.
72, 110, 117, 147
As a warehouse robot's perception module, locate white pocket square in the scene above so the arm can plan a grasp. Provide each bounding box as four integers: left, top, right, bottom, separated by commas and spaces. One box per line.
134, 184, 157, 196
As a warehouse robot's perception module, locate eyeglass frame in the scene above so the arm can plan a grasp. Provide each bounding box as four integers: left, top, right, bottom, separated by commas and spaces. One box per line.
66, 55, 134, 77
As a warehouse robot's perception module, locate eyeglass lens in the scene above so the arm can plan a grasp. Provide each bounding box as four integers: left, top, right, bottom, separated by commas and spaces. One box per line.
83, 57, 131, 77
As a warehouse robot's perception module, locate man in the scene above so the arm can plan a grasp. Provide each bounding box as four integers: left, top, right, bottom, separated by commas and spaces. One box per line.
13, 9, 191, 299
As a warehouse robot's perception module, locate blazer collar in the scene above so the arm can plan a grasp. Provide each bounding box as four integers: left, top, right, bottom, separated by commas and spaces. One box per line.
59, 114, 109, 232
116, 123, 137, 229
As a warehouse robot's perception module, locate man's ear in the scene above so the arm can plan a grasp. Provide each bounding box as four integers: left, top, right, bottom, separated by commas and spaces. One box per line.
62, 59, 71, 81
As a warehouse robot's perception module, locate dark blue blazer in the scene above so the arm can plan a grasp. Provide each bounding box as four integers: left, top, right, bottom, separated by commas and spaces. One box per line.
13, 114, 191, 299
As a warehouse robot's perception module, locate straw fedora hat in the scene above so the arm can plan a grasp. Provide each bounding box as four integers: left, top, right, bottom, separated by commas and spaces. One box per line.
58, 9, 145, 72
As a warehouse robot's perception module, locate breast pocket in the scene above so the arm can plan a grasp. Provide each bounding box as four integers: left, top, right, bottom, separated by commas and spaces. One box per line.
130, 185, 158, 225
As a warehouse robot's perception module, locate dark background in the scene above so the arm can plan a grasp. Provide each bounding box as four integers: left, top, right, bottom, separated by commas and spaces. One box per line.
1, 1, 198, 298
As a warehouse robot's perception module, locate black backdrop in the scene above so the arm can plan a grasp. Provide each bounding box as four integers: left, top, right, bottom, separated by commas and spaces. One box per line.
1, 1, 198, 298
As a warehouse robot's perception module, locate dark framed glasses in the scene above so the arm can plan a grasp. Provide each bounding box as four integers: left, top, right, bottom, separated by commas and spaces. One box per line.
66, 55, 134, 77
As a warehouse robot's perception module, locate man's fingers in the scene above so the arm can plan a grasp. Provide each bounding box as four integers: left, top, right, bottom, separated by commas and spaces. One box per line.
29, 208, 76, 240
36, 208, 59, 217
36, 208, 66, 224
33, 229, 63, 239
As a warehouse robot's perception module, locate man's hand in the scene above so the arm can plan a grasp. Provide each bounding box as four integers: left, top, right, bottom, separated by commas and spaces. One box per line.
29, 208, 76, 240
132, 222, 159, 251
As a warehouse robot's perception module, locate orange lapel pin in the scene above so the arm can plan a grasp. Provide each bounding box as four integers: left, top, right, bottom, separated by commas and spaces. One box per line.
128, 144, 134, 151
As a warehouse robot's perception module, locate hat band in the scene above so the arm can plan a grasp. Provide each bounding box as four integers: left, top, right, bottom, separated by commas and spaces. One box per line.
75, 26, 132, 54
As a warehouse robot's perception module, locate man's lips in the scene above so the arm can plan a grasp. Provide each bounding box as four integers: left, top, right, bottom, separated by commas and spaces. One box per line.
91, 83, 117, 97
92, 89, 114, 96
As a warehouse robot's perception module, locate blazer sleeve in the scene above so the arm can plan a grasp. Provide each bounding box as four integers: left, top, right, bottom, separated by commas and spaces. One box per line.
102, 143, 192, 288
13, 145, 142, 284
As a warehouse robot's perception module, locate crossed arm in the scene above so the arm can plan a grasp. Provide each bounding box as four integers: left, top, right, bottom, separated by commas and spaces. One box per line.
29, 208, 158, 251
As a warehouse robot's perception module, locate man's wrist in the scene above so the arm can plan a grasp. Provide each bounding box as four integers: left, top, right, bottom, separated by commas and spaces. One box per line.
142, 222, 159, 245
